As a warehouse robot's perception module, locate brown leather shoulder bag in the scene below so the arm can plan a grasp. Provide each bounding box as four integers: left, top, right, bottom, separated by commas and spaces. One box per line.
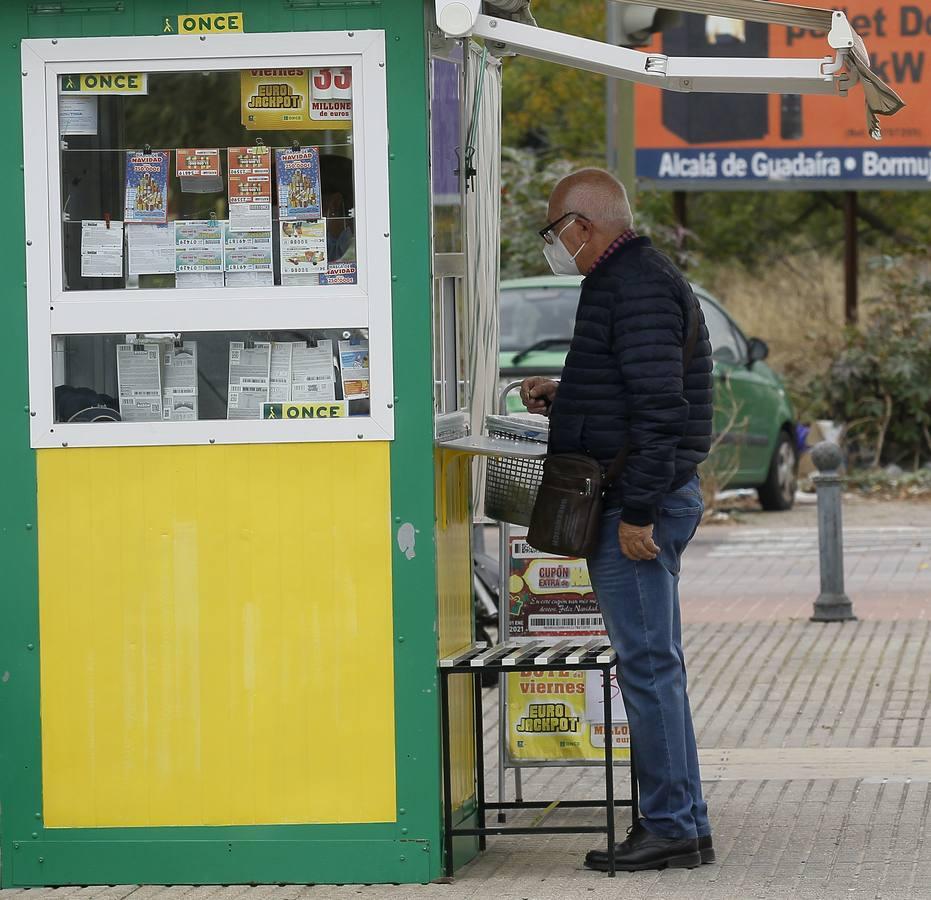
527, 304, 699, 558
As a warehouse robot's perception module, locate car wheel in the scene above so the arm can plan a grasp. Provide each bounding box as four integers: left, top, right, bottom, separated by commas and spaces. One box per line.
758, 431, 797, 511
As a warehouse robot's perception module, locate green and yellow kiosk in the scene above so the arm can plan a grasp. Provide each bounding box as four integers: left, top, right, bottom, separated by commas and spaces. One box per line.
0, 0, 900, 888
0, 0, 499, 886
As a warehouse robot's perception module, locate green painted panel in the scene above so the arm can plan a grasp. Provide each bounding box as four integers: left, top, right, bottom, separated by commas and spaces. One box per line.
380, 1, 452, 879
0, 1, 43, 888
11, 838, 432, 886
0, 0, 464, 887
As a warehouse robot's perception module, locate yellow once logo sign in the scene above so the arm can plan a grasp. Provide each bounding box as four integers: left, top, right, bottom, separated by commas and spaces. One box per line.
178, 12, 244, 34
60, 73, 147, 94
262, 402, 348, 420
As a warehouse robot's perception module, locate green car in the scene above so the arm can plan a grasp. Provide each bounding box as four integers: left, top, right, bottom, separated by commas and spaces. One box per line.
499, 276, 798, 510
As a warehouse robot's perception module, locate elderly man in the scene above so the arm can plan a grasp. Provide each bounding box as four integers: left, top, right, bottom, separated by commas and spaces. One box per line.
520, 168, 714, 872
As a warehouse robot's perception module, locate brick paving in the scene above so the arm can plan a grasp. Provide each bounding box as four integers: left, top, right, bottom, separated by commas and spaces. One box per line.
683, 525, 931, 622
2, 525, 930, 899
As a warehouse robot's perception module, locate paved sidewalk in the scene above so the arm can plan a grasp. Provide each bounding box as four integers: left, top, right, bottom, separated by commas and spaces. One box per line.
3, 617, 929, 900
4, 521, 930, 898
682, 526, 931, 622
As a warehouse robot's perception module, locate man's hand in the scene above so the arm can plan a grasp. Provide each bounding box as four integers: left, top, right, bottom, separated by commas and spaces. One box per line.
519, 377, 558, 416
618, 521, 661, 561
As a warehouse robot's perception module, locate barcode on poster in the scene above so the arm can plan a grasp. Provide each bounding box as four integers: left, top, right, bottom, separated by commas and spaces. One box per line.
528, 615, 605, 633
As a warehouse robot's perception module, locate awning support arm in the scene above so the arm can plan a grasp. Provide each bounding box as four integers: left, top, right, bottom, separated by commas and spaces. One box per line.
472, 14, 850, 96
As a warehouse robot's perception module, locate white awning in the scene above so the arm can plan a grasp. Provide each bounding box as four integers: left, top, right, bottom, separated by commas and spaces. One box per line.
436, 0, 905, 140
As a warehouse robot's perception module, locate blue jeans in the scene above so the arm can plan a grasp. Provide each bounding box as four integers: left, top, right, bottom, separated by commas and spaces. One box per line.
586, 475, 709, 840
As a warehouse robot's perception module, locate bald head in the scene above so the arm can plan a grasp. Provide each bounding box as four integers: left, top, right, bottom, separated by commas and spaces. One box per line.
549, 168, 633, 235
544, 168, 634, 275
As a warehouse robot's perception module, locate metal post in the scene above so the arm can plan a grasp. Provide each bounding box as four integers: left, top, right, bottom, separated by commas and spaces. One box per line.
440, 670, 455, 875
810, 442, 856, 622
602, 663, 616, 877
605, 0, 619, 172
473, 669, 487, 851
673, 190, 688, 266
497, 384, 515, 821
605, 1, 636, 201
843, 191, 858, 325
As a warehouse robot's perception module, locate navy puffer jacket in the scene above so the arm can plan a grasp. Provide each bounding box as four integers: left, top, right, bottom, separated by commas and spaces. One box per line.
547, 236, 713, 526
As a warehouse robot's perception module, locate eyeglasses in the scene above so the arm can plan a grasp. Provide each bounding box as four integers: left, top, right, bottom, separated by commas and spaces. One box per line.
539, 211, 587, 245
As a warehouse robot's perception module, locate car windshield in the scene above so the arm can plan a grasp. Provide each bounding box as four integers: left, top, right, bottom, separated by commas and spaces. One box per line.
502, 284, 736, 361
500, 286, 580, 352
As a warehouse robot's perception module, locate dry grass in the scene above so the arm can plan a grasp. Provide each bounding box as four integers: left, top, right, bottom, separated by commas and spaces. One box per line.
696, 251, 851, 373
693, 252, 927, 421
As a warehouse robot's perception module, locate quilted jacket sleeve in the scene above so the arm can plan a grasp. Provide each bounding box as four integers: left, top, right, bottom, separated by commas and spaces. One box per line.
609, 274, 689, 526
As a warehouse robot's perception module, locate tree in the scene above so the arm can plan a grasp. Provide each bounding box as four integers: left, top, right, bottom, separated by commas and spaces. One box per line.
501, 0, 607, 159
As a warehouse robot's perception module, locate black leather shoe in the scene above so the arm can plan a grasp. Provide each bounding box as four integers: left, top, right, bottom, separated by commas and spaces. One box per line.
585, 826, 715, 869
584, 825, 701, 872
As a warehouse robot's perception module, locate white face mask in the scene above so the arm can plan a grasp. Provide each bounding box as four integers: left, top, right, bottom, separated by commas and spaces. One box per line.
543, 219, 587, 276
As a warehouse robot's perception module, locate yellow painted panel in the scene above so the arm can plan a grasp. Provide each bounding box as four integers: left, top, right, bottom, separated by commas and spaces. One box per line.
435, 449, 474, 811
37, 443, 396, 828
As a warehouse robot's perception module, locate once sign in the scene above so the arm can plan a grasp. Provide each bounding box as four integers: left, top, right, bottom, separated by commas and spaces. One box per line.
177, 13, 244, 34
262, 401, 348, 420
59, 73, 147, 95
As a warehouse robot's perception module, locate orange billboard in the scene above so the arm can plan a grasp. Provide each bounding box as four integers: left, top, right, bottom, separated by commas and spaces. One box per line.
635, 2, 928, 188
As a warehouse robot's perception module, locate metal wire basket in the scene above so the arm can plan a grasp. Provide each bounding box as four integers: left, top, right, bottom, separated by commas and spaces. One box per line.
483, 429, 545, 526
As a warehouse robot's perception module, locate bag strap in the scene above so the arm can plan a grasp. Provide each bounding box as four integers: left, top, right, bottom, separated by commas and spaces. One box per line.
604, 298, 700, 486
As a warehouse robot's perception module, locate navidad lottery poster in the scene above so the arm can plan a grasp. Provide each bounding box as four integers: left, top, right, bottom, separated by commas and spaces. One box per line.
275, 147, 322, 220
124, 150, 169, 223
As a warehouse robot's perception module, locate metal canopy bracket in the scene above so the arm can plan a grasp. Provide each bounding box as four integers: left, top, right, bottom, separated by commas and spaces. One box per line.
434, 0, 906, 137
473, 13, 840, 96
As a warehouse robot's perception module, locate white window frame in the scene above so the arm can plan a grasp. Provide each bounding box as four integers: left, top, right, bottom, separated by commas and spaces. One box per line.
21, 31, 394, 448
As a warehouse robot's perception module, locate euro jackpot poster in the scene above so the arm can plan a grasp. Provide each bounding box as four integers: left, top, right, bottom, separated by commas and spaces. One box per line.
507, 669, 629, 762
241, 68, 352, 131
636, 3, 929, 188
505, 536, 627, 763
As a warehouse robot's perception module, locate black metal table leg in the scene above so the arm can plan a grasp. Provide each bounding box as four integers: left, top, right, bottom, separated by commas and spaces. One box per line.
629, 733, 639, 825
440, 669, 454, 877
438, 647, 631, 879
602, 661, 616, 877
473, 669, 487, 851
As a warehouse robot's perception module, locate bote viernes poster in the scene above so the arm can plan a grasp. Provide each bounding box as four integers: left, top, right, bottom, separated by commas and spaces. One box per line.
505, 535, 628, 763
507, 669, 629, 762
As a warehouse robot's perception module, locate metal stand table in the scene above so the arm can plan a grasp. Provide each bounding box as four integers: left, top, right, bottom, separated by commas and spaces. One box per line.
438, 639, 639, 878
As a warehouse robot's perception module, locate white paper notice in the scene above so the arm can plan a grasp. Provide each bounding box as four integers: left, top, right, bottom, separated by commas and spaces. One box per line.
338, 339, 370, 400
161, 341, 198, 421
292, 340, 336, 401
225, 270, 274, 287
228, 146, 273, 232
280, 219, 327, 284
59, 95, 98, 135
177, 271, 225, 289
127, 223, 174, 275
176, 148, 223, 194
81, 220, 123, 278
585, 669, 628, 724
227, 341, 271, 420
269, 341, 295, 402
175, 220, 224, 269
116, 342, 162, 421
175, 220, 224, 289
224, 226, 273, 287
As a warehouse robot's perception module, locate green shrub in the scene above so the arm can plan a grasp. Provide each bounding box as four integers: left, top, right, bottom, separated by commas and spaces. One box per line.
810, 275, 931, 468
